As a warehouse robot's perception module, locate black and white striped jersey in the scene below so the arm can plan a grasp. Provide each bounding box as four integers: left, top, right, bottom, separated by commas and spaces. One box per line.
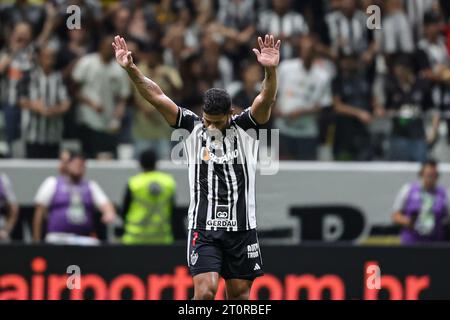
172, 106, 260, 231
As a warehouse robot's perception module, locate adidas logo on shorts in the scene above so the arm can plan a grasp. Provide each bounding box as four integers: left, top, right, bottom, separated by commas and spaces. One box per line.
254, 263, 261, 271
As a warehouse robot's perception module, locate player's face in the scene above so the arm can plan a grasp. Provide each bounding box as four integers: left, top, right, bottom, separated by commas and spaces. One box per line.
203, 112, 231, 132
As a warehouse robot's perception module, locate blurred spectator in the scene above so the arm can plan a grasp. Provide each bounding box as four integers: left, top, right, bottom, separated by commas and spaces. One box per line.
106, 5, 131, 38
72, 35, 131, 159
57, 28, 93, 78
274, 35, 332, 160
404, 0, 440, 42
0, 0, 448, 162
375, 0, 414, 54
416, 11, 450, 141
257, 0, 309, 59
218, 0, 257, 31
392, 159, 449, 244
231, 62, 262, 112
383, 55, 438, 162
0, 173, 19, 243
131, 43, 182, 160
33, 151, 116, 245
121, 149, 176, 245
178, 53, 205, 113
0, 0, 46, 38
125, 0, 161, 44
154, 0, 178, 29
324, 0, 376, 64
215, 0, 257, 66
0, 22, 35, 156
332, 54, 375, 161
199, 32, 234, 89
18, 45, 70, 159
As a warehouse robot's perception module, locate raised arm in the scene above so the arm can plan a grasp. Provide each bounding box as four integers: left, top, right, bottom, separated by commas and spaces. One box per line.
112, 36, 179, 126
250, 34, 281, 124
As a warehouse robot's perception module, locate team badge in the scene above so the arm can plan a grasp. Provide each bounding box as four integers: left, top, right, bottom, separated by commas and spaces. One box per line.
190, 250, 198, 266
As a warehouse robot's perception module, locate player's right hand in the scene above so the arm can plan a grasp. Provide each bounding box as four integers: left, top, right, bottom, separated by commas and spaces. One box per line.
112, 35, 133, 69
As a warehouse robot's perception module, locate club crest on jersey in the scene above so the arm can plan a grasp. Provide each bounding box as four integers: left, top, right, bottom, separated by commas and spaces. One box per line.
190, 250, 198, 265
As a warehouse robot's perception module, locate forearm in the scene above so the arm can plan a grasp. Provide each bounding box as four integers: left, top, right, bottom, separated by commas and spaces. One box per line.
431, 113, 440, 135
113, 98, 127, 119
19, 99, 43, 113
0, 56, 11, 74
100, 202, 117, 225
4, 203, 18, 234
392, 211, 411, 228
49, 101, 71, 116
33, 206, 46, 241
260, 67, 277, 104
125, 63, 164, 104
334, 101, 364, 118
124, 63, 178, 125
76, 92, 98, 110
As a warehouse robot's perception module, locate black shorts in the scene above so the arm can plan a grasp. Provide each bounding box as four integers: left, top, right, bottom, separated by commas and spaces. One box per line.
187, 228, 264, 280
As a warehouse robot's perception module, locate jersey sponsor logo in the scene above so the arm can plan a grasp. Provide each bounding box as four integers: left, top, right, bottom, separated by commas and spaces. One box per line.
206, 220, 237, 228
247, 243, 260, 259
200, 146, 239, 164
206, 205, 237, 228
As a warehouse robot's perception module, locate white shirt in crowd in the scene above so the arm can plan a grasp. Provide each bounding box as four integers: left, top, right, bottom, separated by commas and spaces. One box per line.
34, 176, 109, 209
404, 0, 438, 40
325, 9, 369, 56
275, 58, 333, 138
258, 9, 309, 59
72, 53, 131, 132
375, 11, 415, 54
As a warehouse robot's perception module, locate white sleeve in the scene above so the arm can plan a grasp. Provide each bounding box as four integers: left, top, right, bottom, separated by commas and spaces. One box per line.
72, 56, 89, 83
34, 176, 58, 207
89, 180, 110, 208
312, 71, 332, 108
392, 183, 411, 213
0, 174, 17, 204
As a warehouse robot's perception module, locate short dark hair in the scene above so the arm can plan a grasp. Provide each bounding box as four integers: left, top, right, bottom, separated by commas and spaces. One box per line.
423, 10, 442, 26
203, 88, 231, 115
139, 149, 157, 171
67, 150, 85, 162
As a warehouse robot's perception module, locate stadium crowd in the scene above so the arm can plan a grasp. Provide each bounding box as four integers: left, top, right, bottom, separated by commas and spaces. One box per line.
0, 0, 450, 161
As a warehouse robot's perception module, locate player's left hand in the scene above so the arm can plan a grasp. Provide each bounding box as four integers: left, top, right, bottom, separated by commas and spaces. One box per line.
252, 34, 281, 68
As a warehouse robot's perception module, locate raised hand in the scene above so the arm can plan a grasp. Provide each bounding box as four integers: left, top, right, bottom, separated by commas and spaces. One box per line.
112, 35, 133, 69
252, 34, 281, 68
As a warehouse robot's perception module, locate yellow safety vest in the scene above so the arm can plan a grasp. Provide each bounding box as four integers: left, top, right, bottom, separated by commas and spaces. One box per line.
122, 171, 176, 245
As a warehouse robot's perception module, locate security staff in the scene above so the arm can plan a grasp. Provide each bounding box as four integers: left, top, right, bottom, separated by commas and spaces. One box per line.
122, 149, 176, 244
